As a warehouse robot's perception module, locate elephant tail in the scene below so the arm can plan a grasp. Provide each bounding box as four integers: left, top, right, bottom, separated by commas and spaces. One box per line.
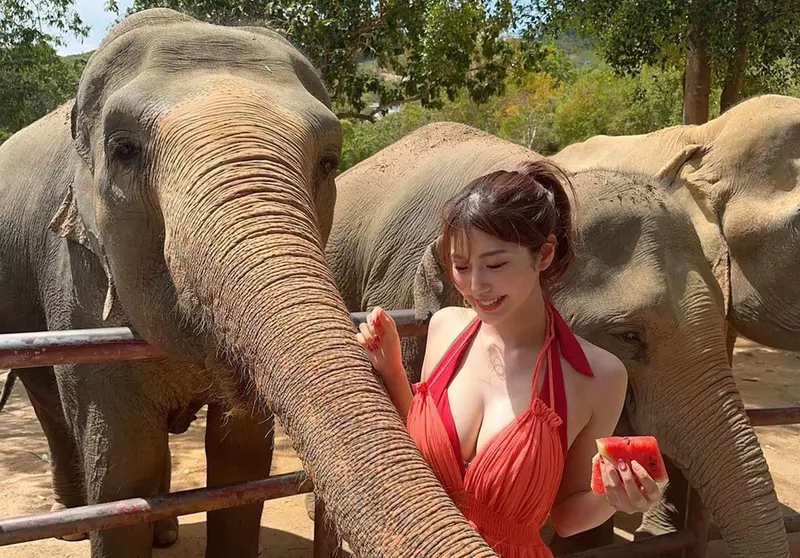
0, 371, 16, 412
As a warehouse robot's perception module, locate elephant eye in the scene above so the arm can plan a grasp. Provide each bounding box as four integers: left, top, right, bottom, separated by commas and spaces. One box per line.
618, 331, 643, 345
319, 155, 339, 177
107, 135, 141, 165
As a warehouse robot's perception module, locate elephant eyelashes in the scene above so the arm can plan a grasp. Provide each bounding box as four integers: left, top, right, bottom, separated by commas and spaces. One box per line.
319, 155, 338, 177
612, 330, 647, 360
620, 331, 642, 344
107, 136, 142, 166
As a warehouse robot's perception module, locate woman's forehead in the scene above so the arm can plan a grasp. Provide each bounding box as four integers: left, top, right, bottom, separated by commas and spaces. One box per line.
450, 228, 520, 257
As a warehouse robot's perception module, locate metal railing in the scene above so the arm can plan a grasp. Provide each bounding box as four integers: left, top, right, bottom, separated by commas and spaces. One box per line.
1, 310, 798, 557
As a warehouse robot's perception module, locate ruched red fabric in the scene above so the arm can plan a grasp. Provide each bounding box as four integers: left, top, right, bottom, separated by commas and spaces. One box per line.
407, 302, 594, 557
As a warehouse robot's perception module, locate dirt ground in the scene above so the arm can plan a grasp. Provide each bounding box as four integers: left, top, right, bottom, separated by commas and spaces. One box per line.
1, 336, 799, 557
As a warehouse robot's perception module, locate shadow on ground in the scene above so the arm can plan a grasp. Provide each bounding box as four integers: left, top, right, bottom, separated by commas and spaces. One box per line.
150, 521, 351, 558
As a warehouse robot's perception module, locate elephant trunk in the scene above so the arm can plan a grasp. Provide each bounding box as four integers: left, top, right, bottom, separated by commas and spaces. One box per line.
634, 347, 788, 557
155, 98, 496, 556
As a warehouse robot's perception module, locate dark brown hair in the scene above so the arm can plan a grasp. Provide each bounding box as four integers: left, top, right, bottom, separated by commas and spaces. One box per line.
439, 159, 575, 289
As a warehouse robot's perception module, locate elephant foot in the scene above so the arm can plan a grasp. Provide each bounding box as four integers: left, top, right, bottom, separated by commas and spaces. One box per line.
305, 492, 316, 521
153, 517, 179, 548
59, 532, 89, 542
50, 502, 88, 541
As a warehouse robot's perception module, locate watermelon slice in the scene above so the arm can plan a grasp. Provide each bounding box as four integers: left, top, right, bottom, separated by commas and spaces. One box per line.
590, 436, 668, 494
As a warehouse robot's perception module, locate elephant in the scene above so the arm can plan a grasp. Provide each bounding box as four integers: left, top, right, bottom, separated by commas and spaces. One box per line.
550, 93, 800, 548
552, 93, 800, 353
0, 9, 500, 558
323, 121, 790, 558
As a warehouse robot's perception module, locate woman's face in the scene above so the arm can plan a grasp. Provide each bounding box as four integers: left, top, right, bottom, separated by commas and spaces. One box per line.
450, 227, 555, 324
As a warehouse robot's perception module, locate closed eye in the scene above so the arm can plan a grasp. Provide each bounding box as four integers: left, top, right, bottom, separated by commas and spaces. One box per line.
487, 262, 507, 270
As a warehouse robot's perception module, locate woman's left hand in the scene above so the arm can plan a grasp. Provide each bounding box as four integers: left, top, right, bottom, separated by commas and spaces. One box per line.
598, 455, 661, 514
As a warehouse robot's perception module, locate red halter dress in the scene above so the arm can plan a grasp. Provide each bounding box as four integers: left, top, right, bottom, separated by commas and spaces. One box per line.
406, 302, 594, 557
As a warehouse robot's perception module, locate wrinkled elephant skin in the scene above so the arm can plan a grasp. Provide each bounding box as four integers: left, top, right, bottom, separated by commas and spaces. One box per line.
0, 9, 498, 558
552, 93, 799, 553
325, 122, 789, 558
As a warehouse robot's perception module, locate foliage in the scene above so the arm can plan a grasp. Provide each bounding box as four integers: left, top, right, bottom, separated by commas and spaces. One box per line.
533, 0, 799, 78
531, 0, 800, 118
1, 0, 87, 45
339, 53, 705, 171
0, 0, 88, 144
0, 41, 84, 136
127, 0, 547, 120
553, 66, 686, 147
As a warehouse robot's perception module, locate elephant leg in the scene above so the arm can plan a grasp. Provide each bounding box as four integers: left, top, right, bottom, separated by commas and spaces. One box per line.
17, 368, 89, 541
205, 403, 274, 558
16, 368, 86, 507
63, 365, 169, 558
152, 446, 179, 548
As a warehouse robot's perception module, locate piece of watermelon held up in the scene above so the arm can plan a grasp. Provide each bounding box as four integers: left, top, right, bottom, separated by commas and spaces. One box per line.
590, 436, 669, 494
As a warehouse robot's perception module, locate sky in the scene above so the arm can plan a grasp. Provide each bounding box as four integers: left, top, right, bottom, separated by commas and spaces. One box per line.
54, 0, 134, 55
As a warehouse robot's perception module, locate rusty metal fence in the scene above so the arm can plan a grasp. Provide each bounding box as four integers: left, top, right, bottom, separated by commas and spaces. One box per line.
0, 310, 798, 557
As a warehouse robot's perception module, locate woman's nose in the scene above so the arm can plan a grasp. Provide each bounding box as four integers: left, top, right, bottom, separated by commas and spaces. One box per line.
471, 269, 490, 292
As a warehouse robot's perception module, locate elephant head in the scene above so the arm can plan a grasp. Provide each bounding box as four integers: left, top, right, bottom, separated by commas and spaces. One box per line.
552, 94, 800, 352
548, 168, 787, 558
48, 9, 498, 556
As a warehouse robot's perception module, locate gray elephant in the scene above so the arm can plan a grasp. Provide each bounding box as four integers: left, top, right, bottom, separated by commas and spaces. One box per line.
0, 9, 500, 558
551, 93, 800, 547
552, 93, 800, 354
324, 121, 789, 558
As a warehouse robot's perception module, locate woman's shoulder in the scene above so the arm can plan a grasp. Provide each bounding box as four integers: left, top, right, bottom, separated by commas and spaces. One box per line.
573, 335, 628, 393
429, 306, 477, 331
419, 306, 477, 381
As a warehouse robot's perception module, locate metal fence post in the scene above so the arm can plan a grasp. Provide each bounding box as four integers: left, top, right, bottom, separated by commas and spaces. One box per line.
313, 496, 341, 558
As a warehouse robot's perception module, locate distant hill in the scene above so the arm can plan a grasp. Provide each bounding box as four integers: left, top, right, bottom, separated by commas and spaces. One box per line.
553, 30, 602, 68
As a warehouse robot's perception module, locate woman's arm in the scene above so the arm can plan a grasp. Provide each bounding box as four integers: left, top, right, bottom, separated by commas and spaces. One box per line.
357, 307, 452, 421
550, 350, 659, 537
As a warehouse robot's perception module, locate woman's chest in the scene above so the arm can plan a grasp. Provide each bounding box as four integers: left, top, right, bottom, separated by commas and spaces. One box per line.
446, 350, 592, 457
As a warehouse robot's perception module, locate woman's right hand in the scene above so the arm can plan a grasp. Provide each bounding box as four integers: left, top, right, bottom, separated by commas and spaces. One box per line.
356, 306, 403, 379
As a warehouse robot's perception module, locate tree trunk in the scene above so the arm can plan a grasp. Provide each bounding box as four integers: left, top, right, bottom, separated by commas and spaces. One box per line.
682, 22, 712, 124
720, 44, 749, 113
720, 0, 754, 113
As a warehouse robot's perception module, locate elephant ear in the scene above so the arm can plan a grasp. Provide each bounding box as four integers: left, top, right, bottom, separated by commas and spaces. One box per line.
50, 109, 120, 322
657, 143, 731, 318
413, 239, 448, 321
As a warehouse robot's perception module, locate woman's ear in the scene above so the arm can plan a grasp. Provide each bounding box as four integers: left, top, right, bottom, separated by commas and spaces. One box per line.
538, 234, 558, 271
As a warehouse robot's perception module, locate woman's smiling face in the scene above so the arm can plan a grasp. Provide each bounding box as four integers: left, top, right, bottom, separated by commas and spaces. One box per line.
450, 227, 555, 324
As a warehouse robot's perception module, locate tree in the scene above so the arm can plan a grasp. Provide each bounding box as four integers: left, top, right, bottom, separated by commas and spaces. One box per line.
0, 0, 88, 143
532, 0, 800, 124
128, 0, 546, 120
0, 41, 84, 137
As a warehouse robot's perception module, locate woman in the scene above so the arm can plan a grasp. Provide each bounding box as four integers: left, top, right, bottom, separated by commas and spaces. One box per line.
357, 160, 661, 556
